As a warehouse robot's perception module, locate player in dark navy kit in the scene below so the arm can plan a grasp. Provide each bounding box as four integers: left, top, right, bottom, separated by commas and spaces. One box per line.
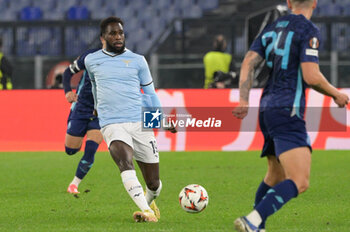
63, 47, 104, 194
233, 0, 349, 231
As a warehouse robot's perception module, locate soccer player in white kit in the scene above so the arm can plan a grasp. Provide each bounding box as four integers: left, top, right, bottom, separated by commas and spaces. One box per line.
85, 16, 175, 222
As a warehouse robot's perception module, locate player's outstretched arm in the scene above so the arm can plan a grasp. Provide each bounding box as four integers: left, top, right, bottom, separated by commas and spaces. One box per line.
233, 51, 263, 119
139, 56, 177, 133
301, 62, 349, 107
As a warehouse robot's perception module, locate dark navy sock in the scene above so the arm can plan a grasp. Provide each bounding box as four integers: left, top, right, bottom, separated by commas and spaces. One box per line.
255, 179, 298, 223
254, 181, 271, 207
254, 181, 271, 229
75, 140, 99, 179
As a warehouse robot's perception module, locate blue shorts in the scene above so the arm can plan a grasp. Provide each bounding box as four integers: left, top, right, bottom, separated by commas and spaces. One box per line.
67, 117, 100, 137
259, 109, 312, 158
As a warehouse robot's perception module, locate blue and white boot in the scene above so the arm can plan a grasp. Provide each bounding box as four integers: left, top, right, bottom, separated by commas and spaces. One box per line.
234, 216, 259, 232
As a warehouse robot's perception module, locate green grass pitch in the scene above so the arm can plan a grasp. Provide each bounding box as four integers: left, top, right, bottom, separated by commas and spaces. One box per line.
0, 150, 349, 232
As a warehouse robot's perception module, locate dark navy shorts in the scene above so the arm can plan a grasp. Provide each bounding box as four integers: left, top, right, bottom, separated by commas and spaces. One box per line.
67, 117, 100, 137
259, 109, 312, 158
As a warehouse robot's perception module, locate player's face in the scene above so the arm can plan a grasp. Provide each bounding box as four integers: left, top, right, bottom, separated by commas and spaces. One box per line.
104, 22, 125, 53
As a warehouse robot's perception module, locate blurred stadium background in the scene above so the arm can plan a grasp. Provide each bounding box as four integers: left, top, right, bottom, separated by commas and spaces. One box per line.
1, 0, 350, 89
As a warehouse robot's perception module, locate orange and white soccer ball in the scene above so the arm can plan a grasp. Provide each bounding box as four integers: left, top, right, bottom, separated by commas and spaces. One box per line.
178, 184, 209, 213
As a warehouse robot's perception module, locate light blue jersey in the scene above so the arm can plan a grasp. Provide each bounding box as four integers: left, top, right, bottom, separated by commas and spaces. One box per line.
85, 49, 161, 127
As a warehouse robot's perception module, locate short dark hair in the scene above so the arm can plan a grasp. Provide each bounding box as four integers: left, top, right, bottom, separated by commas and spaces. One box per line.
213, 34, 226, 52
100, 16, 124, 36
290, 0, 313, 5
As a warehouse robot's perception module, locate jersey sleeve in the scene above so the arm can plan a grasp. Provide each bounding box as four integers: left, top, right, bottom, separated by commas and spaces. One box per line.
138, 56, 161, 108
300, 27, 321, 64
84, 55, 97, 110
142, 83, 162, 108
249, 32, 265, 58
63, 49, 98, 93
69, 49, 97, 73
138, 56, 153, 86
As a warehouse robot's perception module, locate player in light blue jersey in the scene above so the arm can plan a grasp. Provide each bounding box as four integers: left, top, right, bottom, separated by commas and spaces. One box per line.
85, 16, 176, 222
233, 0, 349, 231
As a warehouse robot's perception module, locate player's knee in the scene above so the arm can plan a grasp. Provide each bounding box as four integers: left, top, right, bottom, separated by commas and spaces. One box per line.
291, 177, 309, 194
297, 179, 309, 194
65, 146, 80, 155
95, 133, 104, 144
87, 132, 103, 144
265, 172, 285, 186
95, 136, 103, 145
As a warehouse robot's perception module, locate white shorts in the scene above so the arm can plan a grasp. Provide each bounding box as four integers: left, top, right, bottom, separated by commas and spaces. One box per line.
101, 122, 159, 163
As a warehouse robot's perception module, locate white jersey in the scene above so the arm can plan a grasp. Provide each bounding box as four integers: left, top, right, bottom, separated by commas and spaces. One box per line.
85, 49, 155, 127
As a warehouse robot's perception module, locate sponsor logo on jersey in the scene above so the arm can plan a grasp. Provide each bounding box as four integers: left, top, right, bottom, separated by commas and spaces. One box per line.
122, 60, 132, 67
305, 49, 318, 57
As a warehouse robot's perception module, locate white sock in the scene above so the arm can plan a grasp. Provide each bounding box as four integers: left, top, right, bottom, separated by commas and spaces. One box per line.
145, 180, 162, 205
71, 176, 82, 187
246, 210, 262, 227
121, 170, 152, 212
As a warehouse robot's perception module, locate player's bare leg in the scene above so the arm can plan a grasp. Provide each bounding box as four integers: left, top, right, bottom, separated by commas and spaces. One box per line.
65, 134, 83, 150
86, 129, 103, 145
137, 161, 161, 219
109, 140, 157, 222
264, 155, 286, 187
137, 162, 160, 192
279, 147, 311, 194
109, 140, 135, 171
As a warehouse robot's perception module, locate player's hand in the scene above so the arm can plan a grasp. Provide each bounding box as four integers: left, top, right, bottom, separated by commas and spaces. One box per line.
93, 109, 98, 117
333, 92, 349, 108
166, 125, 177, 133
164, 120, 177, 133
65, 91, 78, 103
232, 103, 249, 119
